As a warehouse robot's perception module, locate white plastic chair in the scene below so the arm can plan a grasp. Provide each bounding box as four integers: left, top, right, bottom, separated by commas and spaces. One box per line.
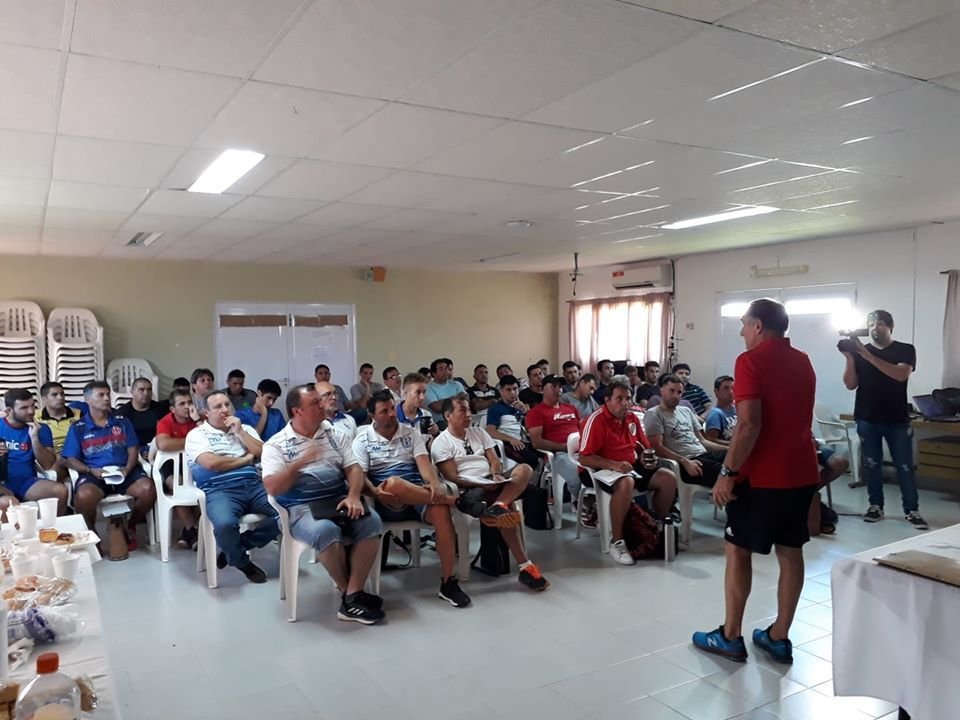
151, 450, 203, 562
0, 301, 46, 392
676, 473, 716, 545
537, 449, 567, 530
196, 492, 267, 589
814, 402, 860, 497
67, 461, 157, 546
107, 358, 159, 406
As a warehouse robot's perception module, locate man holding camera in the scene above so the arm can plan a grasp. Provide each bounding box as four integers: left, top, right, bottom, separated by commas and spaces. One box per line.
840, 310, 927, 529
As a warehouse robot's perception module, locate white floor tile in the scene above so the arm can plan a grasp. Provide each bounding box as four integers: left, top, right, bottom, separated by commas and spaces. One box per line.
812, 679, 899, 717
653, 678, 756, 720
762, 687, 874, 719
704, 662, 806, 705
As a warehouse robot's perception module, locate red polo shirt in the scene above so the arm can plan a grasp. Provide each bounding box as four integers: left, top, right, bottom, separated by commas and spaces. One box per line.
155, 412, 197, 440
578, 405, 650, 463
525, 402, 580, 444
734, 337, 818, 489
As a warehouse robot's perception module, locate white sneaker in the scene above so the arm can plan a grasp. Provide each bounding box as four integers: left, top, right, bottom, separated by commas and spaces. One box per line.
609, 539, 635, 566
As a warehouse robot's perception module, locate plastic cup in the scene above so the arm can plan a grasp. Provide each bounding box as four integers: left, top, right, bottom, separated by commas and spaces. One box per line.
17, 505, 37, 539
10, 556, 35, 581
4, 506, 18, 528
15, 538, 41, 556
37, 498, 58, 525
52, 552, 80, 580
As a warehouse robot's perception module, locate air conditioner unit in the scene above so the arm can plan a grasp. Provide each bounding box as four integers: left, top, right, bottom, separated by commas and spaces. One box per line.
611, 263, 672, 291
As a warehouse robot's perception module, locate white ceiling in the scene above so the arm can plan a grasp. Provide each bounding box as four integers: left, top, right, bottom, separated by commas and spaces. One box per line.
2, 0, 960, 271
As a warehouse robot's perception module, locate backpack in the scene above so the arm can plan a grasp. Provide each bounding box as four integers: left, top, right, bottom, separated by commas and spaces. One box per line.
521, 484, 554, 531
622, 502, 661, 560
472, 523, 511, 576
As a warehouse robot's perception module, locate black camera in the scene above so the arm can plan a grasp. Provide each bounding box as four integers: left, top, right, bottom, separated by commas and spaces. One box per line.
837, 328, 868, 353
419, 416, 433, 435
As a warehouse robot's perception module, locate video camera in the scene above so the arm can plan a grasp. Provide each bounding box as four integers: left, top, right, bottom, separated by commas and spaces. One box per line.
837, 328, 868, 354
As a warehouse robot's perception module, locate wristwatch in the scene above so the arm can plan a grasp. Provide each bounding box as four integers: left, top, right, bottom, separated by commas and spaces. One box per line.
720, 465, 739, 478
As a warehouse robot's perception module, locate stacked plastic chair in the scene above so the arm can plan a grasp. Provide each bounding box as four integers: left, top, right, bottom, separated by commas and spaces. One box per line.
0, 301, 46, 397
106, 358, 159, 407
47, 308, 104, 403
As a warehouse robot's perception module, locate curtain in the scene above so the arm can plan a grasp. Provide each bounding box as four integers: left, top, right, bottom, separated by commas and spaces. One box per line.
569, 292, 673, 372
943, 270, 960, 387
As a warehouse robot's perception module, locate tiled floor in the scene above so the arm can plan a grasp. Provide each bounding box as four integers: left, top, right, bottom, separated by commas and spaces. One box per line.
95, 482, 956, 720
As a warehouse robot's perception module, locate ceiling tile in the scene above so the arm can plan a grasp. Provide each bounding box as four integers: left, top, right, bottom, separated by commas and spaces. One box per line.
0, 130, 54, 179
297, 203, 397, 228
311, 104, 504, 169
53, 136, 182, 187
153, 242, 217, 261
47, 180, 149, 212
43, 207, 129, 231
197, 82, 384, 157
72, 0, 303, 76
256, 160, 391, 201
41, 227, 114, 247
161, 150, 292, 194
343, 171, 482, 208
0, 225, 41, 245
137, 189, 241, 217
253, 223, 343, 244
58, 54, 238, 145
121, 213, 208, 235
0, 0, 65, 49
189, 218, 279, 239
218, 196, 323, 223
721, 0, 958, 53
402, 0, 699, 117
617, 0, 756, 22
932, 70, 960, 90
99, 244, 165, 260
0, 44, 61, 133
254, 0, 541, 99
0, 206, 44, 226
841, 11, 960, 79
362, 208, 476, 232
415, 122, 604, 181
0, 176, 49, 206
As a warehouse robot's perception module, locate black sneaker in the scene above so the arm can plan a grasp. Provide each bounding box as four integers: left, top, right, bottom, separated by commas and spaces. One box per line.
905, 511, 929, 530
338, 593, 385, 625
186, 526, 199, 551
438, 577, 471, 608
480, 502, 521, 528
455, 493, 486, 518
216, 551, 228, 569
176, 527, 191, 549
518, 563, 549, 592
239, 561, 267, 584
863, 505, 884, 522
354, 590, 384, 610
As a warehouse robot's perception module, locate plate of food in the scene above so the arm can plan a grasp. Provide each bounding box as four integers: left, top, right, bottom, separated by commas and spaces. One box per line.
37, 530, 98, 549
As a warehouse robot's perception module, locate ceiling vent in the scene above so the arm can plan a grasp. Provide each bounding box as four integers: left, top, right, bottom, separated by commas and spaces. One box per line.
125, 232, 163, 247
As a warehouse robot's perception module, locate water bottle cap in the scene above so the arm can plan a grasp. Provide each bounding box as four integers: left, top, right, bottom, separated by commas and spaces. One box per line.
36, 652, 59, 674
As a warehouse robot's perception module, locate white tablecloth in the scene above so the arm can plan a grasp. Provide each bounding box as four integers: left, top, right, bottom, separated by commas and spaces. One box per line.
6, 552, 119, 719
831, 523, 960, 719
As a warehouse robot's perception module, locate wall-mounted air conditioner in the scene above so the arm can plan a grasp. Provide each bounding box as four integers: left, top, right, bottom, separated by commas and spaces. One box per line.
611, 263, 672, 291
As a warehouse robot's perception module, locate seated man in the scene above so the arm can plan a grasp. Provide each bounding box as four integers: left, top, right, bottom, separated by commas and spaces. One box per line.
466, 364, 498, 417
526, 375, 582, 503
635, 361, 660, 408
348, 363, 384, 412
191, 367, 215, 406
353, 390, 470, 608
0, 389, 68, 516
672, 363, 713, 418
396, 372, 438, 436
223, 369, 256, 411
561, 374, 599, 419
593, 359, 615, 404
34, 381, 83, 457
321, 384, 358, 440
235, 379, 285, 442
644, 374, 727, 489
579, 380, 678, 566
62, 381, 157, 545
432, 394, 549, 592
116, 377, 168, 457
155, 388, 199, 549
425, 358, 466, 422
704, 375, 737, 445
485, 375, 540, 468
313, 364, 350, 412
184, 391, 278, 583
172, 376, 191, 392
560, 361, 581, 394
519, 364, 545, 407
382, 366, 403, 404
537, 358, 551, 375
813, 440, 848, 534
624, 365, 642, 402
263, 383, 385, 625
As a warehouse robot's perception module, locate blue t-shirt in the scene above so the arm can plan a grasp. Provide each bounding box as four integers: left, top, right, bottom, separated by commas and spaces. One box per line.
235, 407, 286, 442
62, 413, 138, 468
705, 405, 737, 440
485, 401, 525, 439
0, 419, 53, 482
425, 380, 466, 421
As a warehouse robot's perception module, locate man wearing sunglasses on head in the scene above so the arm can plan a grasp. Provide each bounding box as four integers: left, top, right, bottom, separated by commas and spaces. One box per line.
431, 393, 549, 592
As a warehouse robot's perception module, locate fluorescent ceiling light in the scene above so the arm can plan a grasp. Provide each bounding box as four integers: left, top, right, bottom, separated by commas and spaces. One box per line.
804, 199, 858, 211
838, 96, 874, 109
188, 149, 265, 194
843, 136, 874, 145
662, 206, 779, 230
715, 159, 772, 175
564, 138, 604, 154
708, 59, 824, 101
612, 233, 663, 244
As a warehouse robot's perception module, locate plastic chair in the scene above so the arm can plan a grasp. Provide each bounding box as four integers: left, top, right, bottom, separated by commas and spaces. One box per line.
536, 449, 567, 530
151, 450, 203, 562
107, 358, 159, 405
814, 402, 859, 501
67, 462, 157, 546
196, 493, 267, 589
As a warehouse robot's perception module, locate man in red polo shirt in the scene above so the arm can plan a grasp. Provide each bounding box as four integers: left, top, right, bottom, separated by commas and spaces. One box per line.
155, 388, 200, 549
526, 375, 582, 514
693, 298, 819, 665
578, 380, 678, 566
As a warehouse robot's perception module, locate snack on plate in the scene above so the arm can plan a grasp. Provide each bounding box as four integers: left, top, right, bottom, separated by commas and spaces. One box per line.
53, 533, 75, 546
74, 675, 98, 712
38, 528, 59, 543
3, 575, 77, 611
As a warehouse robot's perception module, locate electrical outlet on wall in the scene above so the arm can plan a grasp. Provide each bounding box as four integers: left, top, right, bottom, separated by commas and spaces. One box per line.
685, 322, 695, 330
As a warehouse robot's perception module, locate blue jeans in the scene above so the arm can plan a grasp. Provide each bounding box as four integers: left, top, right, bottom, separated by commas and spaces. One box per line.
856, 421, 918, 514
204, 481, 279, 567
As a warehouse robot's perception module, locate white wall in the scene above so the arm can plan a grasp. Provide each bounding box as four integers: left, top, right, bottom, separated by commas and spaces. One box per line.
558, 222, 959, 412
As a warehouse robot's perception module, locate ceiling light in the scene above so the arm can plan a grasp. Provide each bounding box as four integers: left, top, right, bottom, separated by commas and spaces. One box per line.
125, 231, 163, 247
563, 138, 604, 154
751, 263, 809, 278
838, 96, 874, 109
188, 149, 265, 194
506, 219, 532, 228
804, 200, 858, 211
842, 136, 874, 145
715, 159, 772, 175
708, 59, 824, 102
662, 206, 779, 230
612, 233, 663, 244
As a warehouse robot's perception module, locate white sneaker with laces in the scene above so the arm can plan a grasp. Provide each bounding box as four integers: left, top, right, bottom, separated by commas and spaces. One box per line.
609, 539, 635, 566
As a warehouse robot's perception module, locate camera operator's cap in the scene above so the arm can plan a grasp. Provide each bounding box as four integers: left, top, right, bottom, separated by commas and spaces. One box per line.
542, 374, 565, 386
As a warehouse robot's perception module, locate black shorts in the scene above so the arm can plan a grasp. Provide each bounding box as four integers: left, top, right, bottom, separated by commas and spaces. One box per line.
76, 466, 148, 495
679, 451, 724, 488
581, 458, 671, 494
724, 480, 817, 554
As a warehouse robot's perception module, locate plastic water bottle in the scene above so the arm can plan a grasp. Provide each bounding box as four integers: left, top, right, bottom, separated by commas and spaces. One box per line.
14, 652, 79, 720
663, 517, 676, 563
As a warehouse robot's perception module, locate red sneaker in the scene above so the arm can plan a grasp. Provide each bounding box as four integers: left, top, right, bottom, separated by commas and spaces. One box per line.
126, 527, 139, 552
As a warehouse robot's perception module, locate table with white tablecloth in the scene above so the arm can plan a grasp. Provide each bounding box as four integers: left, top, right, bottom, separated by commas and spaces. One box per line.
831, 523, 960, 720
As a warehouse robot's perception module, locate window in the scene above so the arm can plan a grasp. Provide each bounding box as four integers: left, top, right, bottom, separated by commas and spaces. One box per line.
570, 293, 672, 372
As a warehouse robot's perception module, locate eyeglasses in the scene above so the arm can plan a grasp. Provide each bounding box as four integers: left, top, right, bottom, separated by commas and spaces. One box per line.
463, 437, 474, 455
317, 391, 334, 400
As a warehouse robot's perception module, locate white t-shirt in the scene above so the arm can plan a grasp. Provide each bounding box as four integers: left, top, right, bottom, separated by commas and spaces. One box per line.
431, 426, 499, 485
184, 422, 261, 491
330, 412, 357, 441
261, 420, 357, 507
352, 423, 427, 485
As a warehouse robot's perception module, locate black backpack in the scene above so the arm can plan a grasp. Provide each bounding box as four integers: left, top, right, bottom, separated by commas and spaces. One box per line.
472, 523, 511, 576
